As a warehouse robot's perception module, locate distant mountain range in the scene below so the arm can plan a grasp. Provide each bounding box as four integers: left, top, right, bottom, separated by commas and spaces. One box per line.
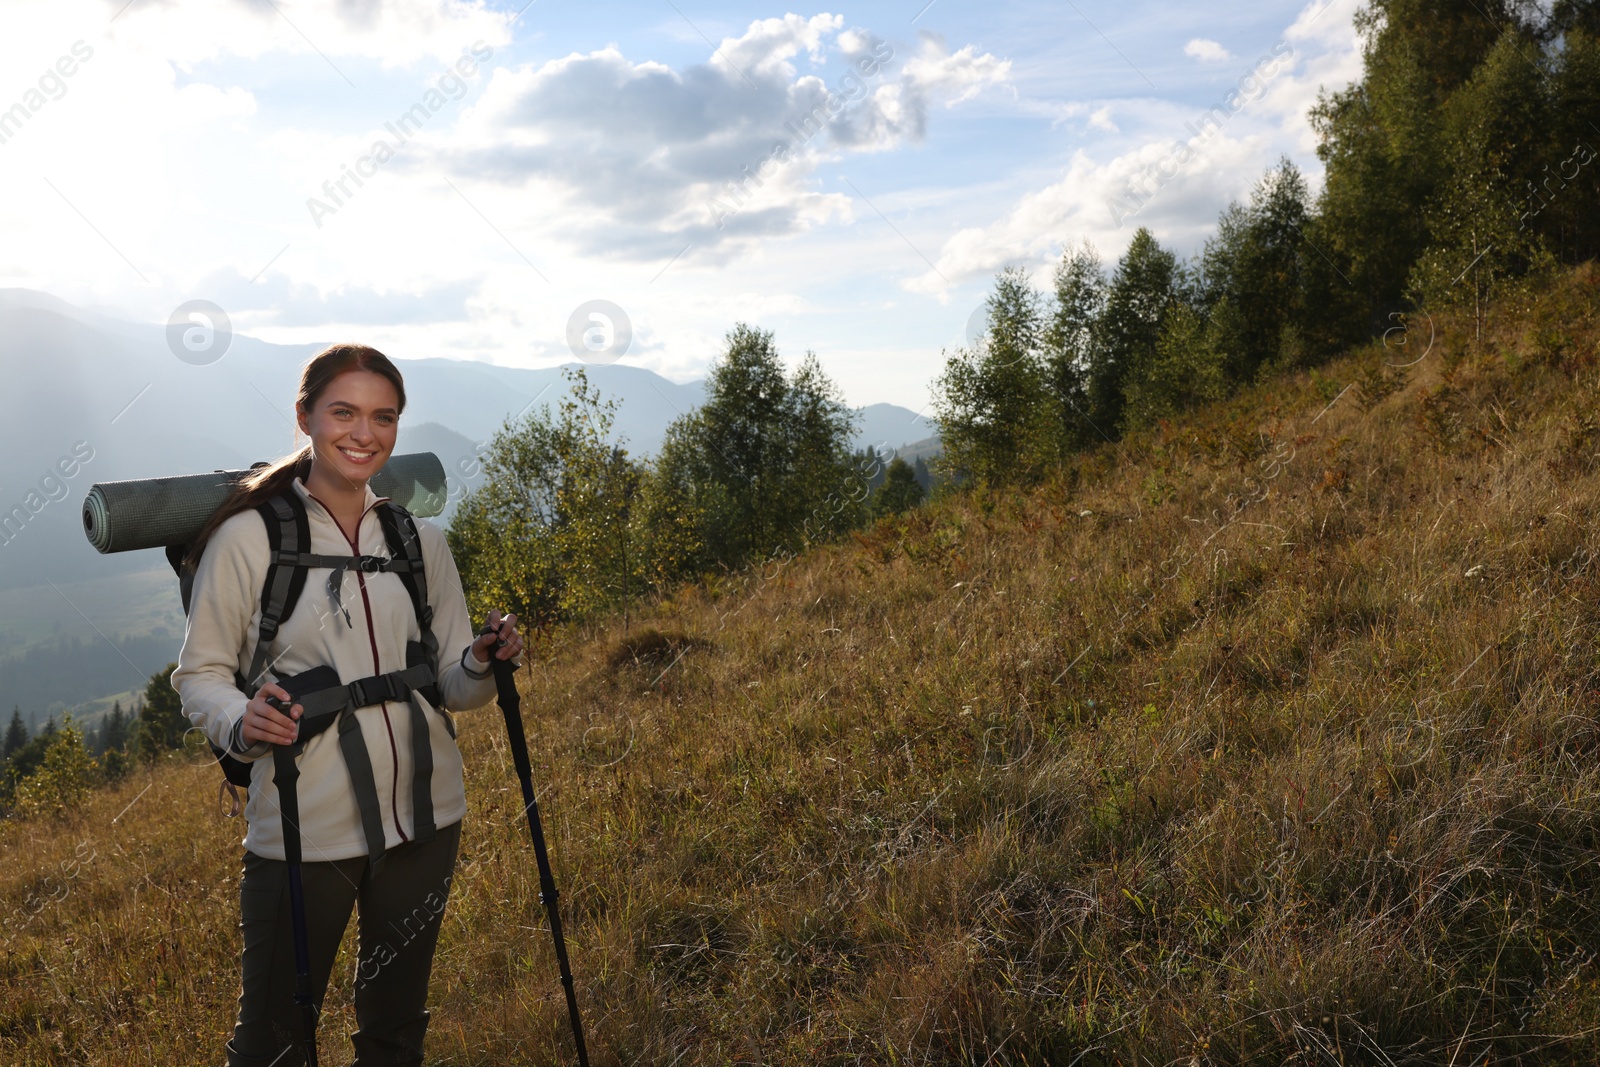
0, 289, 937, 723
0, 288, 937, 592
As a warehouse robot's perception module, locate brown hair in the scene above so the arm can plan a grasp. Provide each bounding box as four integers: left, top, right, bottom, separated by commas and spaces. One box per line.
181, 343, 407, 571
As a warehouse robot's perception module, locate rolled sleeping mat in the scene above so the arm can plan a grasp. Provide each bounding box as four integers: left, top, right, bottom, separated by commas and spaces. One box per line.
82, 451, 447, 554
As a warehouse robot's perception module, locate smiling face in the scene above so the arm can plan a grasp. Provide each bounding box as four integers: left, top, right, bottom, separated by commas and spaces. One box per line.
295, 369, 400, 487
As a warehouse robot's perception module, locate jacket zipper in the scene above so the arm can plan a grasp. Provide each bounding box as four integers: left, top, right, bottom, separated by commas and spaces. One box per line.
304, 488, 409, 846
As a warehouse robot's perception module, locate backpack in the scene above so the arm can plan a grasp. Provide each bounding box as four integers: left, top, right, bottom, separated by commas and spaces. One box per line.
167, 486, 445, 868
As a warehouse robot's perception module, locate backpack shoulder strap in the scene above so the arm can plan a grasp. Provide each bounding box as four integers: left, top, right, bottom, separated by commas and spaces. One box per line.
165, 544, 195, 616
238, 492, 312, 694
374, 500, 443, 844
374, 501, 425, 597
375, 501, 441, 682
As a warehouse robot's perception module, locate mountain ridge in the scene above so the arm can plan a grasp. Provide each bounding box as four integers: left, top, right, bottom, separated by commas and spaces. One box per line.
0, 289, 938, 718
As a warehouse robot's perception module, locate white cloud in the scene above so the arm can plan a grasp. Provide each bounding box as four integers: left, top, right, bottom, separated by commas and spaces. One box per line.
906, 137, 1269, 294
0, 2, 1012, 406
438, 22, 1008, 260
1184, 38, 1233, 63
1089, 105, 1118, 132
717, 12, 843, 77
830, 33, 1009, 148
1273, 0, 1366, 153
904, 0, 1366, 293
900, 32, 1011, 106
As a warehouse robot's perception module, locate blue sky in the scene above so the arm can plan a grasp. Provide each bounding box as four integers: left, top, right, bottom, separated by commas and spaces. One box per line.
0, 0, 1365, 412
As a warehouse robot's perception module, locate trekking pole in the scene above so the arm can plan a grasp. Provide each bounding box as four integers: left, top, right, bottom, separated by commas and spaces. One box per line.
269, 737, 321, 1067
286, 865, 320, 1067
482, 625, 591, 1067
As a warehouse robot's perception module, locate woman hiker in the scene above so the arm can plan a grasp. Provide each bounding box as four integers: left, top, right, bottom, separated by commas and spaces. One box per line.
172, 343, 522, 1066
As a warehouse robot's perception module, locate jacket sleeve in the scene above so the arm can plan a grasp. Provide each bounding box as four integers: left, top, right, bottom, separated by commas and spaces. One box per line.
418, 517, 508, 711
171, 511, 272, 760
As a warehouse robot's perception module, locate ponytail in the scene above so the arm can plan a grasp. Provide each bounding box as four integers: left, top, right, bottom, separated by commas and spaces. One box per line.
181, 446, 312, 572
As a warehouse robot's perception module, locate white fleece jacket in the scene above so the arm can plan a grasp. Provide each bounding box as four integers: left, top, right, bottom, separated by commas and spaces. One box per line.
172, 475, 503, 862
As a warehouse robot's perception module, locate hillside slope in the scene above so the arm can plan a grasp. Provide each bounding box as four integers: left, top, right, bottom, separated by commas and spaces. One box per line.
5, 268, 1600, 1065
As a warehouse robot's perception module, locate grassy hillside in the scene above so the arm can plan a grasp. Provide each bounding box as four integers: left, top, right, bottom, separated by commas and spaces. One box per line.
5, 268, 1600, 1064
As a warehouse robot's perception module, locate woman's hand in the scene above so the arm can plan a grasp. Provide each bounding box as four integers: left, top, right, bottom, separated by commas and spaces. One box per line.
241, 682, 303, 747
470, 609, 523, 664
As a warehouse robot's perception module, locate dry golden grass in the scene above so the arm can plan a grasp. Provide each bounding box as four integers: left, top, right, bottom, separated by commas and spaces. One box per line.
6, 267, 1600, 1065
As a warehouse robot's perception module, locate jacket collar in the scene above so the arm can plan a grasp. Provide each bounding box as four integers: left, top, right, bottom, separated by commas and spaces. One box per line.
290, 475, 391, 536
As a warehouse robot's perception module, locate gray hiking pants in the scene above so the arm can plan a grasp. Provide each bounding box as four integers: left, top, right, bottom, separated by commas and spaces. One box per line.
225, 820, 461, 1067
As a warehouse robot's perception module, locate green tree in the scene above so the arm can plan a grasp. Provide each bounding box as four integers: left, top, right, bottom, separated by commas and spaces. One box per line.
1310, 0, 1538, 315
451, 368, 666, 629
1407, 33, 1556, 343
101, 747, 130, 783
449, 383, 574, 630
551, 378, 652, 622
135, 663, 186, 759
933, 267, 1058, 486
1441, 28, 1552, 194
1296, 212, 1370, 359
3, 707, 25, 759
1, 718, 55, 812
873, 457, 926, 518
1202, 160, 1315, 383
1552, 0, 1600, 37
1120, 300, 1227, 428
1045, 242, 1109, 450
1090, 228, 1180, 436
634, 454, 706, 593
855, 446, 892, 495
99, 700, 129, 756
12, 719, 97, 819
1549, 17, 1600, 263
1407, 149, 1551, 341
677, 323, 792, 565
787, 352, 866, 546
652, 325, 859, 570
